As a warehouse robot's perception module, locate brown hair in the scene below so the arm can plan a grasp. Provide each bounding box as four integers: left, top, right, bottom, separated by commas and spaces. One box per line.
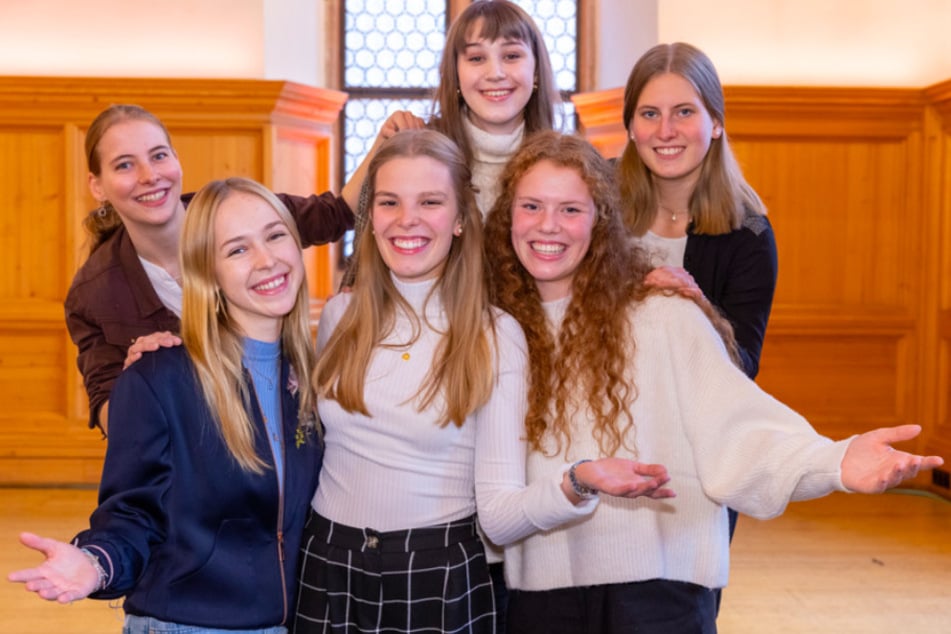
430, 0, 560, 165
82, 104, 174, 252
485, 131, 739, 456
617, 42, 765, 236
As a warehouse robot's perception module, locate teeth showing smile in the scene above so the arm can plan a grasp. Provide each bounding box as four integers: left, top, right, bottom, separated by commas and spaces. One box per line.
255, 275, 286, 291
136, 190, 166, 202
655, 147, 683, 156
483, 90, 512, 98
393, 238, 428, 250
531, 242, 565, 255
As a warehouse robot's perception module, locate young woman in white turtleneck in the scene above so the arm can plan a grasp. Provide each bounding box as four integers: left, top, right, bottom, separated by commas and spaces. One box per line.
294, 130, 671, 634
342, 1, 562, 283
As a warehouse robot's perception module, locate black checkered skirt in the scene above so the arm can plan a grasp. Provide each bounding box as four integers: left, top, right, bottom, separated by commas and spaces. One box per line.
292, 511, 495, 633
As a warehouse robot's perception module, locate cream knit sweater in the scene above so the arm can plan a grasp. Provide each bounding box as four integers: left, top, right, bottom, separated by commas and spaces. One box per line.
504, 293, 850, 592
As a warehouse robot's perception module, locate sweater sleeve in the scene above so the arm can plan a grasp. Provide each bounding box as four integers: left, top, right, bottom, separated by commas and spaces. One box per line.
655, 296, 848, 520
474, 313, 596, 545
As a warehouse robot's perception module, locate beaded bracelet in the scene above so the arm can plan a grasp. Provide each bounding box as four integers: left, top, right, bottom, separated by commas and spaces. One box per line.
80, 547, 108, 592
568, 459, 599, 499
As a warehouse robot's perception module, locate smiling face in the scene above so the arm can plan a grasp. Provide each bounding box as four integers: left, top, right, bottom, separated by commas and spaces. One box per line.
457, 20, 536, 135
629, 72, 722, 189
87, 118, 184, 231
371, 155, 461, 284
214, 191, 304, 342
510, 160, 597, 302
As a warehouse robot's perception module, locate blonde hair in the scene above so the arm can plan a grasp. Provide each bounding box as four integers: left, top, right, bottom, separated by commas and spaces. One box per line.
315, 130, 494, 427
430, 0, 560, 165
617, 42, 766, 236
180, 177, 317, 473
485, 131, 739, 456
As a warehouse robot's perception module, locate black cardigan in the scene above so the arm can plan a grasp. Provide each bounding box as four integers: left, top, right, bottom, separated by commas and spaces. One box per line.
684, 213, 778, 379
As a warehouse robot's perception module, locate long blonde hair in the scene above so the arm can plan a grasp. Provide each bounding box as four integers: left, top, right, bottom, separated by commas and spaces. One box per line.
617, 42, 766, 236
315, 130, 494, 427
485, 131, 739, 456
180, 177, 317, 473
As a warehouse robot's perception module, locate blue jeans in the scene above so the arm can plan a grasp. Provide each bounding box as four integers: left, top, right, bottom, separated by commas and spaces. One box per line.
123, 615, 287, 634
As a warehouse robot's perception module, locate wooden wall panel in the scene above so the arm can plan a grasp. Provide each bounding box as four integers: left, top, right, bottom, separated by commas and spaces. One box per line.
573, 82, 949, 496
923, 80, 951, 477
0, 129, 67, 301
732, 138, 918, 307
0, 330, 70, 415
0, 77, 346, 485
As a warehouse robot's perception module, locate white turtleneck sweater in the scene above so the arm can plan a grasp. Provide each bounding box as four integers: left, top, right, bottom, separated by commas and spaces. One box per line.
504, 293, 851, 592
464, 117, 525, 219
311, 275, 596, 542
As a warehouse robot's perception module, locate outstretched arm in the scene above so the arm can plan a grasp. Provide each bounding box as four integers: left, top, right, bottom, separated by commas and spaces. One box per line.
7, 532, 101, 604
341, 110, 426, 211
841, 424, 944, 493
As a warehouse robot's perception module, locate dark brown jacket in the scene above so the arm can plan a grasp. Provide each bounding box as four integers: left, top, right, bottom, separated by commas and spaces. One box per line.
65, 192, 353, 432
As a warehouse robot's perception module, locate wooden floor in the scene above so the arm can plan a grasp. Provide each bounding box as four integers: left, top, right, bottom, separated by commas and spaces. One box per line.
1, 487, 949, 633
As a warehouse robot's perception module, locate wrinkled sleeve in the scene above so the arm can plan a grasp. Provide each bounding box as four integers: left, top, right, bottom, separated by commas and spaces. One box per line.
72, 365, 173, 598
665, 298, 848, 519
717, 222, 778, 379
278, 192, 354, 247
64, 286, 125, 432
474, 313, 596, 546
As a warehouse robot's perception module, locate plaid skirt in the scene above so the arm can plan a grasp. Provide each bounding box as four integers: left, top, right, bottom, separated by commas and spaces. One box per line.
291, 511, 495, 634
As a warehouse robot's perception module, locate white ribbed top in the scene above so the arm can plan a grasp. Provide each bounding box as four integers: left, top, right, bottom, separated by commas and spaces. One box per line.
311, 275, 595, 541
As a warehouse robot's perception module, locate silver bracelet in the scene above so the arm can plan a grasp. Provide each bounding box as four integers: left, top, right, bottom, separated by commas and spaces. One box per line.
80, 547, 108, 592
568, 459, 598, 499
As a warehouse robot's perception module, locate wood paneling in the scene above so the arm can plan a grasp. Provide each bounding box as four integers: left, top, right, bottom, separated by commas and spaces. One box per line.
573, 81, 950, 497
0, 77, 346, 485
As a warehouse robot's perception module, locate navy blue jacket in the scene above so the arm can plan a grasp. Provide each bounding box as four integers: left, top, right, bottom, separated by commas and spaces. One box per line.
684, 213, 778, 379
73, 345, 322, 629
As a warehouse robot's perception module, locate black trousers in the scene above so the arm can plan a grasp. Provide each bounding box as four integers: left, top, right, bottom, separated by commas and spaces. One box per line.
507, 579, 717, 634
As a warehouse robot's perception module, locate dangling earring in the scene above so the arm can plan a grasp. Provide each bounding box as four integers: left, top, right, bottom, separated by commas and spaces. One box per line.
215, 291, 224, 314
95, 201, 108, 217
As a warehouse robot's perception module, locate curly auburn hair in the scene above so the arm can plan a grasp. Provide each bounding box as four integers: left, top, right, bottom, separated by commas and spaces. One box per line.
485, 131, 738, 457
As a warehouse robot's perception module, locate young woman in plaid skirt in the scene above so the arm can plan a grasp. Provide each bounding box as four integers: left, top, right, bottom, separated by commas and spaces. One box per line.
291, 129, 674, 634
